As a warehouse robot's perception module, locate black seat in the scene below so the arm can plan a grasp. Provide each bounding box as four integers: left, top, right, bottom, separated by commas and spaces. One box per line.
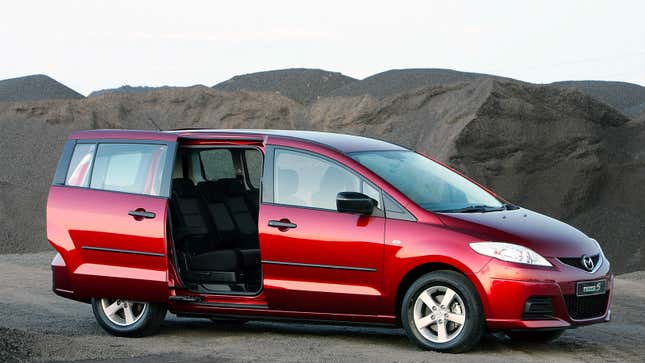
276, 169, 305, 206
197, 179, 260, 267
214, 178, 258, 247
245, 187, 260, 223
195, 180, 239, 248
170, 178, 241, 282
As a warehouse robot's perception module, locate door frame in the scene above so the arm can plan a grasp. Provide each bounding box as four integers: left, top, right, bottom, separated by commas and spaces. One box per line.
167, 140, 267, 297
258, 144, 387, 314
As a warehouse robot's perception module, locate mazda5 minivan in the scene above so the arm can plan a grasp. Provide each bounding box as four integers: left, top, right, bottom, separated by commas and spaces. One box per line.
47, 129, 612, 352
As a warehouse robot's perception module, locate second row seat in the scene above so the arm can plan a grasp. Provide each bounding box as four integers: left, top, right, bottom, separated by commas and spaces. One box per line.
170, 178, 260, 283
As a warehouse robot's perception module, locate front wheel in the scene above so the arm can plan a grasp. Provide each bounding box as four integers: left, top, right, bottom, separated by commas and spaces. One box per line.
91, 298, 166, 337
401, 270, 485, 353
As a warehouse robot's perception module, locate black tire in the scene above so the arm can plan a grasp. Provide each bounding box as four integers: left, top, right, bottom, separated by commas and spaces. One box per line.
506, 329, 565, 342
401, 270, 485, 353
209, 318, 249, 325
91, 298, 166, 337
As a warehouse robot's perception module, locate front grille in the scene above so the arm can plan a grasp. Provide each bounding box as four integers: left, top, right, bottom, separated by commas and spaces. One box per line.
558, 254, 601, 272
563, 293, 609, 320
523, 296, 554, 320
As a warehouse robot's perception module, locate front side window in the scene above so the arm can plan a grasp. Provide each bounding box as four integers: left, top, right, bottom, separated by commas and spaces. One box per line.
65, 143, 96, 187
274, 149, 378, 211
90, 143, 168, 196
352, 150, 503, 212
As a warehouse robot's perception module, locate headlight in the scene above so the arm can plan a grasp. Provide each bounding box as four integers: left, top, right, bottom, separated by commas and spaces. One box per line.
470, 242, 552, 267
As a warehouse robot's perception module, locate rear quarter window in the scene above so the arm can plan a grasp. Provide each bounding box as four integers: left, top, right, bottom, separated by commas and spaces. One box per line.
65, 143, 96, 187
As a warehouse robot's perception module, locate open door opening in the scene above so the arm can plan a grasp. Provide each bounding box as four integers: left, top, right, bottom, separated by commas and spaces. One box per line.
168, 143, 263, 295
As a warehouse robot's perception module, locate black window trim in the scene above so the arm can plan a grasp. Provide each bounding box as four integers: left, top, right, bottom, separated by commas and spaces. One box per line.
54, 138, 177, 199
52, 140, 76, 186
262, 145, 385, 217
241, 148, 263, 191
383, 193, 417, 222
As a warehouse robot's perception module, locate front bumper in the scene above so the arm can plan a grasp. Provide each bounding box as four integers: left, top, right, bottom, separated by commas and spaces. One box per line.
476, 256, 613, 330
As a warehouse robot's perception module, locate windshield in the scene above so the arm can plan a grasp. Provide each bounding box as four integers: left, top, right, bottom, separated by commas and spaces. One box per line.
351, 150, 504, 212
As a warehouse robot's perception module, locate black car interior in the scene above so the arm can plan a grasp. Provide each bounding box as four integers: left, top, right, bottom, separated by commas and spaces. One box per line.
169, 146, 262, 294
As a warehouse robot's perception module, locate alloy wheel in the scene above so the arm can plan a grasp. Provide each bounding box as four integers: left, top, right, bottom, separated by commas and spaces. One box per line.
100, 298, 148, 326
413, 285, 467, 343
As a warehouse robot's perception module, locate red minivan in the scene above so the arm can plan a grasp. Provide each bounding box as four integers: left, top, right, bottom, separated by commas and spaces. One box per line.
47, 129, 612, 352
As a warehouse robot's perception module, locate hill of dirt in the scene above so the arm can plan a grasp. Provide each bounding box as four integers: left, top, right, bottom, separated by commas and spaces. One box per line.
0, 75, 84, 102
329, 68, 511, 98
551, 80, 645, 117
213, 68, 356, 104
628, 103, 645, 119
88, 85, 173, 97
0, 77, 643, 272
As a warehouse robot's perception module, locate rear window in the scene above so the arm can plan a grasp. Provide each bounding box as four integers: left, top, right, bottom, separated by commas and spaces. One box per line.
200, 149, 236, 181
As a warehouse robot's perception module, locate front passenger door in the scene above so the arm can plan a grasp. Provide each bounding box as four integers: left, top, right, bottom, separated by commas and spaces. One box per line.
259, 147, 385, 315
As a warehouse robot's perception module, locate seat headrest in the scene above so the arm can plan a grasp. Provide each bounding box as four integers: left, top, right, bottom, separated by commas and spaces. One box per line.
196, 181, 227, 202
215, 178, 246, 196
172, 178, 197, 197
277, 169, 299, 195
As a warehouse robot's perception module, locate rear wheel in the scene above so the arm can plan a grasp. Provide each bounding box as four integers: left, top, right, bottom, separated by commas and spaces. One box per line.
401, 270, 485, 353
507, 329, 565, 342
91, 298, 166, 337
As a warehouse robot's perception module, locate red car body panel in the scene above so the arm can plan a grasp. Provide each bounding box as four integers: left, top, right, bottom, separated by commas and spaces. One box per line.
48, 187, 169, 302
48, 129, 612, 331
259, 204, 385, 315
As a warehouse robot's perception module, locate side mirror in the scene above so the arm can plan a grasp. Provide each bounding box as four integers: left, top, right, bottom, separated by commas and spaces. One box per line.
336, 192, 376, 215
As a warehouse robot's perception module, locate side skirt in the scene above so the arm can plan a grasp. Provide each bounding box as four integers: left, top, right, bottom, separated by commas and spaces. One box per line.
174, 311, 398, 328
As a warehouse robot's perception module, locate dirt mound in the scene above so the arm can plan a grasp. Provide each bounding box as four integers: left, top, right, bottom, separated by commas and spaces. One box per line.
213, 68, 356, 104
0, 75, 84, 102
0, 79, 643, 272
629, 104, 645, 120
88, 85, 174, 97
551, 80, 645, 116
329, 68, 511, 98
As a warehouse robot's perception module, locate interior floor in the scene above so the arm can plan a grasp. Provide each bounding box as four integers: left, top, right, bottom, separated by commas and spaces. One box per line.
169, 146, 262, 294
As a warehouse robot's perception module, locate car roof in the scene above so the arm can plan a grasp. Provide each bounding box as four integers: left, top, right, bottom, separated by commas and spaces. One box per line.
70, 129, 408, 154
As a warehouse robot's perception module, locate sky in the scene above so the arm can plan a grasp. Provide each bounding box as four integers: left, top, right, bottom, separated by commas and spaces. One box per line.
1, 0, 644, 95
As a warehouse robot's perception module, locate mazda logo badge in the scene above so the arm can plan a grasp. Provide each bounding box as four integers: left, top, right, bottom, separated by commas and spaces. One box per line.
581, 255, 595, 271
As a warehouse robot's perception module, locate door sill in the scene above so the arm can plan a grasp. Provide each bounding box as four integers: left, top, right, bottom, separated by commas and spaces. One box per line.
182, 282, 264, 297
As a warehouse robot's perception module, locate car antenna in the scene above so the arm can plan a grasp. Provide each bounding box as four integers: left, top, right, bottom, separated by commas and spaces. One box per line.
146, 115, 162, 131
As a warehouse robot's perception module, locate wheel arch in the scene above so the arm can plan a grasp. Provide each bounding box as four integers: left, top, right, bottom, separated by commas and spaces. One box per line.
394, 259, 490, 322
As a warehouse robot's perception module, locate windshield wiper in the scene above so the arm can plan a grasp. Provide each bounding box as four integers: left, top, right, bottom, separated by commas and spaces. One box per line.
435, 205, 506, 213
504, 203, 520, 210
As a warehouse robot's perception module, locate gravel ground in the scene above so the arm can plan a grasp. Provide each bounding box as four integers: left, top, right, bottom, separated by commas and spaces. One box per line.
1, 252, 644, 362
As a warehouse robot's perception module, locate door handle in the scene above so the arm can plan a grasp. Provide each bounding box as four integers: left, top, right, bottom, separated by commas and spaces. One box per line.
268, 220, 297, 229
128, 210, 156, 219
